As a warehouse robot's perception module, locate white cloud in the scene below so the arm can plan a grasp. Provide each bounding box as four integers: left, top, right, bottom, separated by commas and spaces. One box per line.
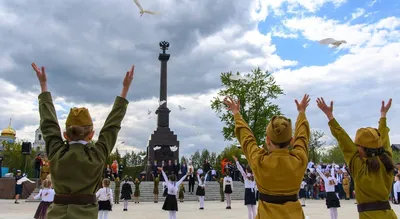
351, 8, 365, 20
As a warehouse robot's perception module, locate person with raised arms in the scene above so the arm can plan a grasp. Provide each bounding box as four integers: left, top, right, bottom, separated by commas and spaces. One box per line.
224, 94, 311, 219
316, 97, 397, 219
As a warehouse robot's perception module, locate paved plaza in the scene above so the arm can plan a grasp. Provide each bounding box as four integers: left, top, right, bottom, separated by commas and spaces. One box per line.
1, 199, 400, 219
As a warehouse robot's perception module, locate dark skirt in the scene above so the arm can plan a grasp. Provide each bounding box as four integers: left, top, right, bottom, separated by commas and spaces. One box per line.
224, 185, 232, 194
34, 201, 52, 219
162, 194, 178, 211
120, 192, 131, 200
299, 188, 307, 198
98, 200, 112, 211
196, 186, 205, 196
244, 188, 256, 205
15, 184, 22, 195
326, 192, 340, 208
256, 191, 259, 202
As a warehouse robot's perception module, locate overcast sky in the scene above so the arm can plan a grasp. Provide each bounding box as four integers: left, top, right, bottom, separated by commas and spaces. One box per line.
0, 0, 399, 157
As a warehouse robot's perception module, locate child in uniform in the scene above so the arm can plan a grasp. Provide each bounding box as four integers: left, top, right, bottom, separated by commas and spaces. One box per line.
159, 167, 188, 219
120, 178, 132, 211
114, 177, 120, 204
153, 176, 160, 203
31, 63, 134, 218
96, 178, 113, 219
178, 184, 185, 202
34, 179, 55, 219
213, 176, 225, 202
317, 97, 397, 219
234, 156, 256, 219
223, 172, 233, 209
196, 172, 209, 210
316, 167, 340, 219
133, 176, 145, 203
299, 178, 307, 207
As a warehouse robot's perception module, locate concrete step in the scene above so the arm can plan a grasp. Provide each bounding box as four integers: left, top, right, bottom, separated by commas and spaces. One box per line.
26, 181, 247, 202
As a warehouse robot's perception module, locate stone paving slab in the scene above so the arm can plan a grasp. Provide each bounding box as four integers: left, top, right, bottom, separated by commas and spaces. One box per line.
1, 199, 400, 219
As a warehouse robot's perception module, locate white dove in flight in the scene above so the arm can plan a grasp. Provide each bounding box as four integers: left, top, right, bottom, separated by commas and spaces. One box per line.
159, 100, 166, 106
188, 144, 195, 147
178, 105, 186, 111
241, 154, 246, 159
230, 74, 252, 82
319, 38, 347, 48
153, 146, 161, 151
139, 154, 146, 159
170, 145, 178, 152
147, 109, 151, 115
17, 176, 35, 185
133, 0, 158, 16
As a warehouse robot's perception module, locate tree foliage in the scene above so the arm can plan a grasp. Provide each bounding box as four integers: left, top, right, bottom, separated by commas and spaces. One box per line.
210, 68, 284, 146
218, 144, 247, 166
308, 130, 326, 163
1, 141, 39, 176
320, 145, 345, 164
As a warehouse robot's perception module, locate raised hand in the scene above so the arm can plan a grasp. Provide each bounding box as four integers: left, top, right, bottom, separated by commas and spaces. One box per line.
224, 96, 240, 115
232, 156, 238, 162
380, 98, 392, 117
295, 94, 310, 112
120, 65, 135, 98
31, 63, 48, 92
157, 167, 163, 171
316, 97, 334, 120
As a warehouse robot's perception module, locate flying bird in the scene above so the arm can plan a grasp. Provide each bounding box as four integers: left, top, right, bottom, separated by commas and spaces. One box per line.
133, 0, 158, 16
153, 146, 161, 151
188, 144, 195, 147
240, 154, 246, 159
17, 176, 35, 185
170, 145, 178, 152
139, 154, 146, 159
178, 105, 186, 111
230, 74, 252, 82
319, 38, 347, 48
159, 100, 166, 106
147, 109, 151, 115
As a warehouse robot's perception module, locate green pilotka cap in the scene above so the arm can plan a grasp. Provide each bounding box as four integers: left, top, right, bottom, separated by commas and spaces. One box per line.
66, 107, 93, 126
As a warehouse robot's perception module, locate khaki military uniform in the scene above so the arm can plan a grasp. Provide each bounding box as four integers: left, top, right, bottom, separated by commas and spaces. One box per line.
328, 118, 397, 219
38, 92, 128, 219
234, 112, 310, 219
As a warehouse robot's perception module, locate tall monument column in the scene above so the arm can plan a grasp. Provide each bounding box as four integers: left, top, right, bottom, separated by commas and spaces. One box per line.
147, 41, 180, 171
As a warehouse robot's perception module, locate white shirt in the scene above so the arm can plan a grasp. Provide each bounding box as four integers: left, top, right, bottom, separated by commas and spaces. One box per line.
316, 168, 337, 192
96, 187, 114, 203
235, 161, 256, 190
300, 181, 307, 189
223, 176, 233, 192
211, 170, 216, 175
394, 181, 400, 201
161, 170, 186, 195
197, 168, 203, 175
34, 188, 55, 202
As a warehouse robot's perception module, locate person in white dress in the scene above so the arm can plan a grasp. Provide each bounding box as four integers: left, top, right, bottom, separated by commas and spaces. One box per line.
196, 171, 209, 210
33, 179, 55, 219
223, 172, 233, 209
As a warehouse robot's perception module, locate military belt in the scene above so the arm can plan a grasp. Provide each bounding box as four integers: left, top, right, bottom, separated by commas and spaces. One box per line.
357, 201, 391, 212
258, 192, 298, 204
53, 194, 96, 205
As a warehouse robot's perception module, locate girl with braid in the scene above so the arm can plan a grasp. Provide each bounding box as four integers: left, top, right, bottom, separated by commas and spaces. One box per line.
317, 97, 397, 219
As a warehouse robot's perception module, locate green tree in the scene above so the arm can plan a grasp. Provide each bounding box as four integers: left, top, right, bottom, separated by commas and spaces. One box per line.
392, 151, 400, 164
320, 145, 345, 164
218, 144, 247, 166
308, 130, 325, 163
1, 141, 38, 177
200, 149, 210, 164
190, 150, 201, 168
180, 156, 188, 164
210, 68, 283, 146
209, 152, 217, 169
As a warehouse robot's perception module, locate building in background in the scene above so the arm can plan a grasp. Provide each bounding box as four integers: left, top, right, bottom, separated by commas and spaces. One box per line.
0, 119, 16, 151
33, 127, 45, 152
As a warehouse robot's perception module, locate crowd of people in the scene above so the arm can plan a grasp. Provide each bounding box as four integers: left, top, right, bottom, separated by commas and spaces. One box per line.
26, 62, 398, 219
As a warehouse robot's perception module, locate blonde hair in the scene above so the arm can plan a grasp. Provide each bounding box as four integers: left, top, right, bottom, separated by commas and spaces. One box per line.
42, 179, 51, 189
65, 125, 93, 141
